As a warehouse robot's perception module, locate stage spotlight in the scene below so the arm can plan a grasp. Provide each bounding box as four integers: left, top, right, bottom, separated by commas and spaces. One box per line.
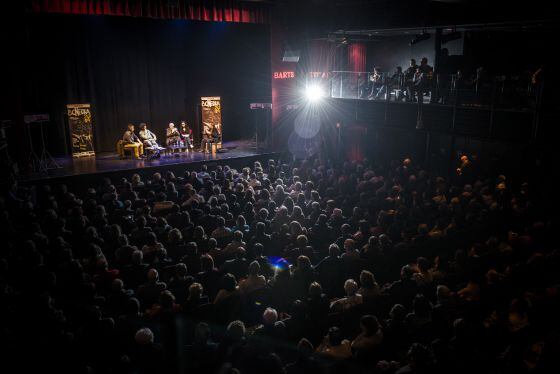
304, 84, 326, 103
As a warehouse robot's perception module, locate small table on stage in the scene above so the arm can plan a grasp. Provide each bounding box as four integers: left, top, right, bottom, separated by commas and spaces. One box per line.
164, 144, 189, 156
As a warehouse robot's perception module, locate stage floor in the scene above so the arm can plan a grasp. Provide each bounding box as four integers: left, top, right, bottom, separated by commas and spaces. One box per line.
17, 140, 273, 183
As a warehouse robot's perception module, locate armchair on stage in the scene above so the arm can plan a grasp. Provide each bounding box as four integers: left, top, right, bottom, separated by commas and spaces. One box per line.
119, 123, 164, 159
117, 139, 142, 159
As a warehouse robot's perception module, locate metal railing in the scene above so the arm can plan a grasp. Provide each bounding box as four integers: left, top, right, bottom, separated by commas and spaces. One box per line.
329, 70, 541, 111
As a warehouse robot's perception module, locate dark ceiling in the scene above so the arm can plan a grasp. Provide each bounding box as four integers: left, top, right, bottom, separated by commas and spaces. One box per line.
259, 0, 560, 37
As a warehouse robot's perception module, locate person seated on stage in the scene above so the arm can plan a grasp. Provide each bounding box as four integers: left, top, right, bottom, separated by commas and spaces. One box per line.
138, 123, 164, 158
166, 122, 181, 148
214, 122, 222, 141
179, 121, 194, 149
200, 125, 220, 153
200, 121, 212, 153
122, 123, 144, 159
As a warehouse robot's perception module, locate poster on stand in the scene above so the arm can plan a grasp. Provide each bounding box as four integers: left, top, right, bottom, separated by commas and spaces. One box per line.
67, 103, 95, 157
201, 96, 222, 142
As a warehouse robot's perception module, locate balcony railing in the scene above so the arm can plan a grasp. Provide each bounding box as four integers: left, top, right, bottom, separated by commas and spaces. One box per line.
329, 70, 542, 112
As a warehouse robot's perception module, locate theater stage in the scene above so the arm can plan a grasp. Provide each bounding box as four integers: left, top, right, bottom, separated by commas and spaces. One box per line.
16, 140, 279, 185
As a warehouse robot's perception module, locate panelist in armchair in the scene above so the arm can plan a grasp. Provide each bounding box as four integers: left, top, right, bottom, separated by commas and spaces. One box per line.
179, 121, 194, 149
166, 122, 182, 155
138, 123, 164, 158
122, 123, 144, 159
200, 123, 221, 153
166, 122, 181, 147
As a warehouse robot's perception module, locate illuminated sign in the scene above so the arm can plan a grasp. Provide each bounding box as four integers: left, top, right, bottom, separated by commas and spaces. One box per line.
308, 71, 330, 78
273, 71, 295, 79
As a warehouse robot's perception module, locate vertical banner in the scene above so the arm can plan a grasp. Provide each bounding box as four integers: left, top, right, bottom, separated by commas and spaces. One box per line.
67, 103, 95, 157
200, 96, 222, 140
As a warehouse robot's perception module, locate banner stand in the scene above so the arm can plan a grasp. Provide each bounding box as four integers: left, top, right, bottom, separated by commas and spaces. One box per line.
67, 103, 95, 158
200, 96, 222, 148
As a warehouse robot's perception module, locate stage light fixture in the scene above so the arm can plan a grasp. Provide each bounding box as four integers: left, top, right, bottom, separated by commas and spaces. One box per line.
282, 49, 300, 62
304, 84, 326, 103
409, 32, 431, 46
441, 31, 462, 44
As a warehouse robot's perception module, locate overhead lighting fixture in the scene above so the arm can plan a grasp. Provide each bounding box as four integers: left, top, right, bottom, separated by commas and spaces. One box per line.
409, 32, 431, 46
282, 48, 300, 62
441, 31, 462, 44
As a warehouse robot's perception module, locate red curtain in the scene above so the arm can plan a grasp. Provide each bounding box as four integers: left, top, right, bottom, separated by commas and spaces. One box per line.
30, 0, 271, 24
346, 43, 367, 161
348, 42, 366, 72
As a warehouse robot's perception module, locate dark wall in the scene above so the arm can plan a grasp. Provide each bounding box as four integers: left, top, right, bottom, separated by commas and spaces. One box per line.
21, 14, 271, 154
366, 35, 435, 73
464, 30, 555, 75
365, 34, 464, 73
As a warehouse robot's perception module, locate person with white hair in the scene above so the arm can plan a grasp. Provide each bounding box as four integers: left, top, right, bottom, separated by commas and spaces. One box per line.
135, 327, 154, 345
132, 327, 164, 373
263, 307, 278, 324
166, 122, 181, 147
253, 307, 286, 341
330, 279, 363, 312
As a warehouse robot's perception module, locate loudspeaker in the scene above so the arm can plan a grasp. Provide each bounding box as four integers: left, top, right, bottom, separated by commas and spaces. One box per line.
282, 48, 300, 62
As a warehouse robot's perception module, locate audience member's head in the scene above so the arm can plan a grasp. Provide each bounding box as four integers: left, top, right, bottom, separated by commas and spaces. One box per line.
344, 279, 359, 296
263, 307, 278, 326
135, 328, 154, 345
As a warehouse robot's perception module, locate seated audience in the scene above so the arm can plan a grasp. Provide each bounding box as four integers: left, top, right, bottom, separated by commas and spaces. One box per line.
2, 152, 557, 374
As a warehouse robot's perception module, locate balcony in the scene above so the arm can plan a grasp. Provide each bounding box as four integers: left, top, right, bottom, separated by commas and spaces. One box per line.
329, 70, 541, 112
318, 70, 555, 143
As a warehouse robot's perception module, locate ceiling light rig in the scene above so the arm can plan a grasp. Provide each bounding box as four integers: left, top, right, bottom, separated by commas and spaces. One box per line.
409, 31, 431, 46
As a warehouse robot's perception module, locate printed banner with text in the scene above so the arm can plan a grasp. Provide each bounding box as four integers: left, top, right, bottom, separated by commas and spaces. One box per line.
67, 103, 95, 157
201, 96, 222, 141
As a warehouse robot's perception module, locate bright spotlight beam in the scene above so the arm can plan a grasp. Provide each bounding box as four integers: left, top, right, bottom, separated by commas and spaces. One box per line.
304, 85, 325, 103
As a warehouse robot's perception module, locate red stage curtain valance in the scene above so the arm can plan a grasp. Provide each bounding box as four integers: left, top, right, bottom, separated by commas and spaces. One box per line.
30, 0, 271, 24
348, 43, 366, 72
